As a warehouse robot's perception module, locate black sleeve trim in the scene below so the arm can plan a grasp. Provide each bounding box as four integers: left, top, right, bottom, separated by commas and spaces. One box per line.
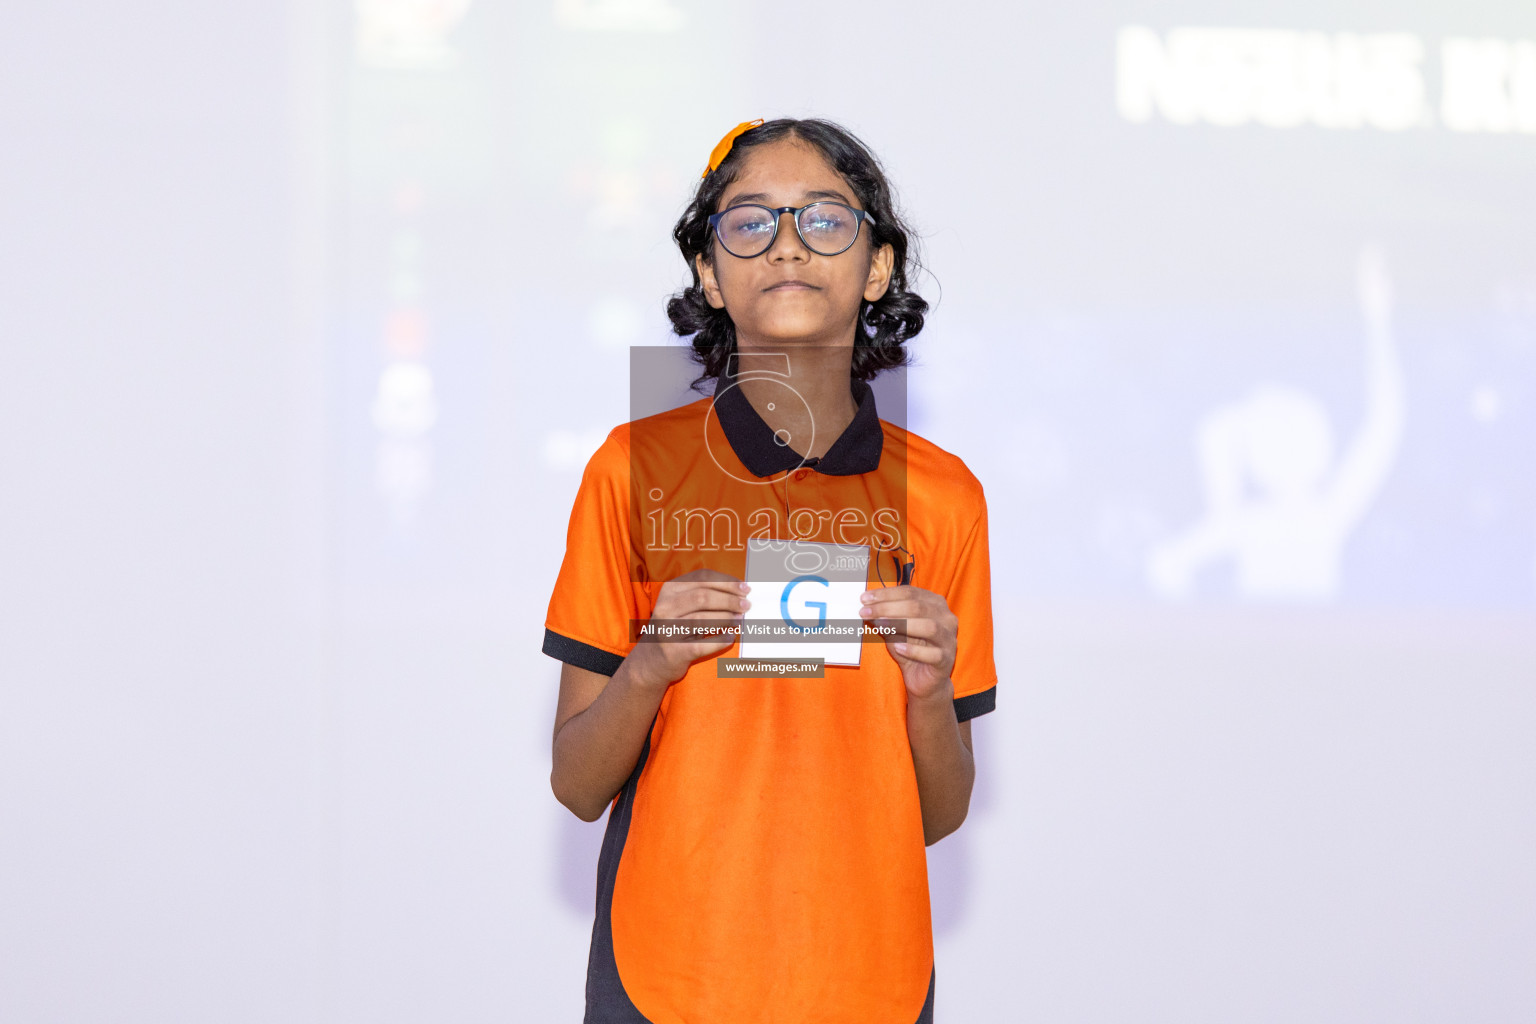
953, 685, 996, 722
542, 629, 625, 677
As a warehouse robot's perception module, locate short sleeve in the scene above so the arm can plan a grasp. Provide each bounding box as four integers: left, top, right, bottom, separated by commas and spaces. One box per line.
946, 503, 998, 722
542, 430, 652, 676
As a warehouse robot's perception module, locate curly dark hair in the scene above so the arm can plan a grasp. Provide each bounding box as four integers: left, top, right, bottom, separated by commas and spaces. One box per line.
666, 118, 928, 390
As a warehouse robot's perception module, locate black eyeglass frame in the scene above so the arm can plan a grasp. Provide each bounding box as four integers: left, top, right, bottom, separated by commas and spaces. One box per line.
707, 202, 878, 259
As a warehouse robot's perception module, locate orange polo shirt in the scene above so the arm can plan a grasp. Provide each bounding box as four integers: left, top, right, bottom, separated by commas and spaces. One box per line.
543, 367, 997, 1024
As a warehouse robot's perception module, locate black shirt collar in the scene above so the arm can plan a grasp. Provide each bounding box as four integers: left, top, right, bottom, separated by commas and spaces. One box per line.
711, 364, 884, 477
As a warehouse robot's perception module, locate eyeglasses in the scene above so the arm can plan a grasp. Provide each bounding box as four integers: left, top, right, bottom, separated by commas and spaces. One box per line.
708, 202, 877, 259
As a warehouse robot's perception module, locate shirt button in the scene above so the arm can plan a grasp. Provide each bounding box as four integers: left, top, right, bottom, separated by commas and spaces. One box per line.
793, 469, 810, 481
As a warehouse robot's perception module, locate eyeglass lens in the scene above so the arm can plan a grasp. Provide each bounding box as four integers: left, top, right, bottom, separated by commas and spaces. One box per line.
715, 203, 863, 258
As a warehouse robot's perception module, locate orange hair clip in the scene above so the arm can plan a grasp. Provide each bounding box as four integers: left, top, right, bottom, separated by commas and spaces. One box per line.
702, 118, 765, 178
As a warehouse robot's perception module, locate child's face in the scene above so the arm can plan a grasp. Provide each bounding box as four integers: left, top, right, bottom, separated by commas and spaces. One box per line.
696, 138, 894, 353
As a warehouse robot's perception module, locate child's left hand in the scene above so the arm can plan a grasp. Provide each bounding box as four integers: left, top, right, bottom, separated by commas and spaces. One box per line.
859, 585, 957, 702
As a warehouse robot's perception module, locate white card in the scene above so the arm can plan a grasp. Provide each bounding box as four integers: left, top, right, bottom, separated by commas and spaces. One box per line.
739, 538, 870, 667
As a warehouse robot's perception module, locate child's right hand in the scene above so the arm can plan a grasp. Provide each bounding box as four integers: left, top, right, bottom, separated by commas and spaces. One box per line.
628, 569, 750, 689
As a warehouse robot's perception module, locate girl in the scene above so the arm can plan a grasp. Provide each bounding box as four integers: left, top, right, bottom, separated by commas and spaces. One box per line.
544, 118, 996, 1024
